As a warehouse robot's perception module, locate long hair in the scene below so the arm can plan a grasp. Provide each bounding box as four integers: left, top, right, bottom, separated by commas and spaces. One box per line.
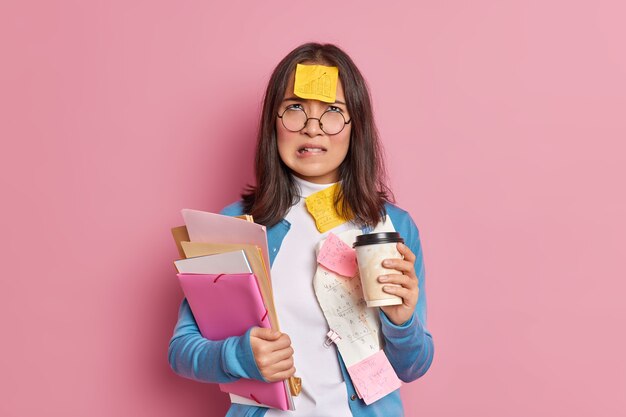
242, 42, 394, 227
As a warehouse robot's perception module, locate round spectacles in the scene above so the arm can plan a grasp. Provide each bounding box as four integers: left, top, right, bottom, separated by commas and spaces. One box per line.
277, 106, 351, 136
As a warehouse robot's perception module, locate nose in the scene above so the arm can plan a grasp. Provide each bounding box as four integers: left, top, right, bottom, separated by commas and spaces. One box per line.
301, 117, 324, 137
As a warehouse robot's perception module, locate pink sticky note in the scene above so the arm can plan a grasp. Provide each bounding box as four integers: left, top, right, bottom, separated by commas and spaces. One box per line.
347, 350, 402, 405
317, 232, 358, 278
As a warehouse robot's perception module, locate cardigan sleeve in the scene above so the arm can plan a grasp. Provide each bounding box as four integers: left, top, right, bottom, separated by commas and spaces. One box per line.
167, 298, 265, 383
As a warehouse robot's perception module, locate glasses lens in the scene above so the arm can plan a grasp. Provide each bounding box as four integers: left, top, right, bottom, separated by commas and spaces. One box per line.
319, 111, 346, 135
281, 108, 307, 132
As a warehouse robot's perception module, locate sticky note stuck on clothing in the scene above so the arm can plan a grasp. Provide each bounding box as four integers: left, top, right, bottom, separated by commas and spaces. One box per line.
317, 232, 358, 278
347, 350, 401, 405
305, 184, 351, 233
294, 64, 339, 103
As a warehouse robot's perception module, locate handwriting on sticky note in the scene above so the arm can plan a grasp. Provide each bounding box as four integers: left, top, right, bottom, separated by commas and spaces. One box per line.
318, 232, 358, 278
294, 64, 339, 103
347, 350, 401, 405
305, 184, 351, 233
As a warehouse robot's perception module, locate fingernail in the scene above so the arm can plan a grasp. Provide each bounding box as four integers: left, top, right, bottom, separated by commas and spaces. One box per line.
383, 260, 391, 266
378, 276, 388, 282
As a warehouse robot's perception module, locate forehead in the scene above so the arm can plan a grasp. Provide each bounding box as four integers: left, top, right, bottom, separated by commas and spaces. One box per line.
283, 68, 346, 101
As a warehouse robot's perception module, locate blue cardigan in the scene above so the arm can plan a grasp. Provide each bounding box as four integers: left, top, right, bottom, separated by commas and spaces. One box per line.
168, 202, 434, 416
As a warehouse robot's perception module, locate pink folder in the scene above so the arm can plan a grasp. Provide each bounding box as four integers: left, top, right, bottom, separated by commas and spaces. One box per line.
177, 273, 290, 410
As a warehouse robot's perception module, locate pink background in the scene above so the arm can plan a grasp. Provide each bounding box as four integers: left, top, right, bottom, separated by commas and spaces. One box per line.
1, 1, 625, 416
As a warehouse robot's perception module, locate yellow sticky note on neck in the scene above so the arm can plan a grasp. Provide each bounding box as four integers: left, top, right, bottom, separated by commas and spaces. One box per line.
305, 183, 352, 233
294, 64, 339, 103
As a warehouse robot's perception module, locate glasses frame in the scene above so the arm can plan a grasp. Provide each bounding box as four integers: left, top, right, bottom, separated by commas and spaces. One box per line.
277, 106, 352, 136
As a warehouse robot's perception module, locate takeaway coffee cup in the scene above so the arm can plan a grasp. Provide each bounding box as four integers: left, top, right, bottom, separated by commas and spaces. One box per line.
353, 232, 404, 307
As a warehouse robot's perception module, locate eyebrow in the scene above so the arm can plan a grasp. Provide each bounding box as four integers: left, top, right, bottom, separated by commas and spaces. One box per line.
283, 96, 347, 105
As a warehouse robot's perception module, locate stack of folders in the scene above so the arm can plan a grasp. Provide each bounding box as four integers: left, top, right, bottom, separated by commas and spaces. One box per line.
171, 209, 300, 411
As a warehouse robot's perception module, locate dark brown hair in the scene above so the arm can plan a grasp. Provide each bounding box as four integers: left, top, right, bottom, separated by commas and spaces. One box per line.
242, 42, 394, 227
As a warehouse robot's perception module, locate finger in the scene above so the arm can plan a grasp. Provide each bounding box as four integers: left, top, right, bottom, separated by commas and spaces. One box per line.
266, 365, 297, 382
268, 333, 292, 351
266, 356, 295, 378
382, 285, 416, 306
251, 327, 282, 341
382, 258, 415, 276
397, 242, 416, 263
268, 345, 294, 364
378, 273, 416, 289
255, 345, 291, 371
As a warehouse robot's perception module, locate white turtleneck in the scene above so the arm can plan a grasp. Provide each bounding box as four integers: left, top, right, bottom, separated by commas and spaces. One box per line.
266, 176, 354, 417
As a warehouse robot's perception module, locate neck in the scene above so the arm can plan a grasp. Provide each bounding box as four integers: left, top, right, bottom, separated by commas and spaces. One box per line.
292, 175, 338, 198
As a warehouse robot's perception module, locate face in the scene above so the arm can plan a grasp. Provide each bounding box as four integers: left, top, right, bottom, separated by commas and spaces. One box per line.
276, 70, 351, 184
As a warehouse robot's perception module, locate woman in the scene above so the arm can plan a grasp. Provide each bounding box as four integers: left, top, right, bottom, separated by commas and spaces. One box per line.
169, 42, 434, 417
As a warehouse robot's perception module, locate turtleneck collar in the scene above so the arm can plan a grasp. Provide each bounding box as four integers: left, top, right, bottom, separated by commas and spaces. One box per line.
292, 175, 339, 198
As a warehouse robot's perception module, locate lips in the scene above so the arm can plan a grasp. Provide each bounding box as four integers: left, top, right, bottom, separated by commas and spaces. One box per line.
297, 144, 327, 155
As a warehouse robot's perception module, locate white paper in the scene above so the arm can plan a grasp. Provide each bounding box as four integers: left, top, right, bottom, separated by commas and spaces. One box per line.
174, 250, 252, 274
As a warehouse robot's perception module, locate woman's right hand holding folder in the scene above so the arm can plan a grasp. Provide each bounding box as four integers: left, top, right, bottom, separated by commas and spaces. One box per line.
250, 327, 296, 383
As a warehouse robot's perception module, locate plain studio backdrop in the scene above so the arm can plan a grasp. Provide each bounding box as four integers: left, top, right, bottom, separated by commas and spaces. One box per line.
1, 1, 624, 416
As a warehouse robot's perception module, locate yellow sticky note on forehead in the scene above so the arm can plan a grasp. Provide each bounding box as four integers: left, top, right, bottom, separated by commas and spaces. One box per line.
305, 183, 353, 233
294, 64, 339, 103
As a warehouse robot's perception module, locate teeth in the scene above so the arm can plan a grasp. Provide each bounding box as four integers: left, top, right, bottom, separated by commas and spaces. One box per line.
300, 147, 324, 153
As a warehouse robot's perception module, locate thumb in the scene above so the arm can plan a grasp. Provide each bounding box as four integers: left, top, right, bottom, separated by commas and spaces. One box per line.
250, 327, 281, 341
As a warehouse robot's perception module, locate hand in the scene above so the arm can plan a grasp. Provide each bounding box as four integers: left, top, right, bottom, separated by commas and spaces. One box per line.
249, 328, 296, 382
378, 242, 419, 326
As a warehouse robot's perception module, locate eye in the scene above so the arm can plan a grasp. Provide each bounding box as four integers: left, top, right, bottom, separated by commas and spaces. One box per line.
327, 105, 343, 113
286, 103, 305, 111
